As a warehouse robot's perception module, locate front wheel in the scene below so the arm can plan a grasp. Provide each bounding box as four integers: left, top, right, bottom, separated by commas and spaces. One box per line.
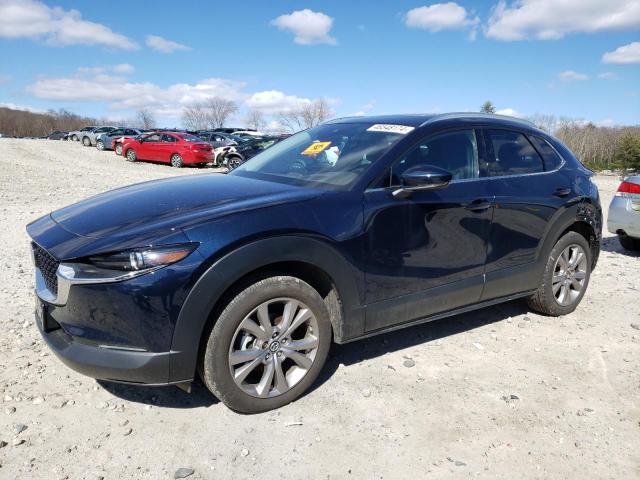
115, 143, 123, 156
171, 154, 184, 168
200, 276, 332, 413
226, 155, 243, 171
527, 232, 592, 316
619, 233, 640, 251
71, 134, 78, 141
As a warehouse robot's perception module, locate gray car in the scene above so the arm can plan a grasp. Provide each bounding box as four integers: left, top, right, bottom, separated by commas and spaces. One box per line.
96, 127, 142, 152
68, 126, 98, 142
607, 175, 640, 250
79, 126, 119, 147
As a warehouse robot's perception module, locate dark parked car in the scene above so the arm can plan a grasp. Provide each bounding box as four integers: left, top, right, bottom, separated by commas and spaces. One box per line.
196, 131, 245, 166
95, 127, 142, 152
27, 113, 601, 413
47, 131, 68, 140
218, 136, 281, 170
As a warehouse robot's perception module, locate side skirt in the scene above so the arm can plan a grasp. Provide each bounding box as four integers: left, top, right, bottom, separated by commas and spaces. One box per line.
337, 290, 535, 344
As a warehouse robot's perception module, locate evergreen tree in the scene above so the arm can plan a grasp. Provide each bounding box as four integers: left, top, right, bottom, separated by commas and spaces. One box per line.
480, 101, 496, 114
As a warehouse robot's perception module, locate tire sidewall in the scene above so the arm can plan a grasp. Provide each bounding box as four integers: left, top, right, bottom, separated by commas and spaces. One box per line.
202, 276, 332, 413
542, 232, 592, 315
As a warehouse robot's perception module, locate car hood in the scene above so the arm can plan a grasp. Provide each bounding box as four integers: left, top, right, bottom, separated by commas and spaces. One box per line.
50, 173, 320, 239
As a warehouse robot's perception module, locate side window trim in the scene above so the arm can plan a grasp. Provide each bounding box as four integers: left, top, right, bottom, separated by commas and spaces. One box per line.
527, 134, 566, 172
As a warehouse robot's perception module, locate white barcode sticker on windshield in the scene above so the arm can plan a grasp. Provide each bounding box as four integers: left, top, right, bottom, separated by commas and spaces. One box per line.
366, 124, 415, 134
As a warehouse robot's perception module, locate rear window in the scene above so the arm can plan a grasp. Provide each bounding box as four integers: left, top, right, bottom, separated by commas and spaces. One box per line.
484, 129, 544, 177
179, 134, 204, 142
528, 135, 564, 171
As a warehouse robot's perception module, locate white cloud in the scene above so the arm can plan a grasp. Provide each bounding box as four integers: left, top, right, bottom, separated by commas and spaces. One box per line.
0, 0, 137, 49
145, 35, 191, 53
405, 3, 480, 38
495, 107, 524, 117
25, 70, 329, 122
271, 9, 337, 45
0, 102, 46, 113
558, 70, 589, 81
245, 90, 312, 115
602, 41, 640, 64
597, 72, 618, 80
486, 0, 640, 41
113, 63, 134, 74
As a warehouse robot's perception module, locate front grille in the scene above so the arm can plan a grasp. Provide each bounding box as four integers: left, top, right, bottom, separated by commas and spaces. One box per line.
32, 243, 59, 295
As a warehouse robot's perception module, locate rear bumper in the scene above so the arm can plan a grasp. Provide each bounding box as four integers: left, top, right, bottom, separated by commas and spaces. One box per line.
36, 303, 189, 385
185, 151, 214, 164
608, 196, 640, 238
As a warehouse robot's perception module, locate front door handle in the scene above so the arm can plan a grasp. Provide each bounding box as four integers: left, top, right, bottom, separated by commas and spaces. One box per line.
554, 187, 572, 197
465, 199, 492, 212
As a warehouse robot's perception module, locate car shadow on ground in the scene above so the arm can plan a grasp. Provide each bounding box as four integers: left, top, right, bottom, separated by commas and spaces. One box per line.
99, 299, 530, 411
98, 377, 218, 409
600, 235, 640, 257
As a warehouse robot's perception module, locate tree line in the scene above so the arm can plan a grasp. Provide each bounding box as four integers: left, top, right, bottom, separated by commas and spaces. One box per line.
481, 101, 640, 171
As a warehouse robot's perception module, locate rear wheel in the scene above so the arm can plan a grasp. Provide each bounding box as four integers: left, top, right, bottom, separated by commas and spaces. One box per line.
82, 136, 91, 146
171, 154, 184, 168
126, 149, 137, 162
619, 233, 640, 251
527, 232, 592, 316
200, 276, 332, 413
71, 134, 78, 141
96, 140, 105, 151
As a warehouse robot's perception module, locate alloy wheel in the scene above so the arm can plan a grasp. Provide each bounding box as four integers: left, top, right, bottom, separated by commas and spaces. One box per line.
228, 297, 320, 398
552, 244, 588, 306
115, 144, 122, 155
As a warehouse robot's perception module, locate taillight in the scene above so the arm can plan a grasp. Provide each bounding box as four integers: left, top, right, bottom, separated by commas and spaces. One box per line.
618, 181, 640, 194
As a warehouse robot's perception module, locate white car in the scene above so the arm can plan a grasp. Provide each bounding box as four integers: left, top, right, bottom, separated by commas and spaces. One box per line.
231, 130, 264, 138
607, 175, 640, 250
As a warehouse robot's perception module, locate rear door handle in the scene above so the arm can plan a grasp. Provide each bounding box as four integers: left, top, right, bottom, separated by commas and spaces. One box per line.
465, 199, 492, 212
554, 187, 572, 197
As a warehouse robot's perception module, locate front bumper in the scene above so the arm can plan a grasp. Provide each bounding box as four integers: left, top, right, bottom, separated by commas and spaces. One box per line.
608, 195, 640, 238
36, 301, 182, 385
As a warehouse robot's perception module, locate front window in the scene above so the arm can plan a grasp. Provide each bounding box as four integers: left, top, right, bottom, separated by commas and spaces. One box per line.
231, 122, 410, 188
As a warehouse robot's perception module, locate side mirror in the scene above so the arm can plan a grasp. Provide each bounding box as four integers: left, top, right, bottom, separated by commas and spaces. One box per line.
392, 165, 452, 198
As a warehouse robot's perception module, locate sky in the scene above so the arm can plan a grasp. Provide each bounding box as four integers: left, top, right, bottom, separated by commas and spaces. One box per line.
0, 0, 638, 129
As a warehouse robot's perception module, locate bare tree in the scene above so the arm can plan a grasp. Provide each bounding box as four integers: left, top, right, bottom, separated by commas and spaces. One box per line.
135, 108, 155, 129
244, 109, 265, 131
277, 98, 333, 133
182, 104, 209, 131
204, 98, 238, 128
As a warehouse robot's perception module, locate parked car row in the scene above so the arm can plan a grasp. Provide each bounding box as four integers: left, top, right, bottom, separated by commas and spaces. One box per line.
66, 124, 287, 170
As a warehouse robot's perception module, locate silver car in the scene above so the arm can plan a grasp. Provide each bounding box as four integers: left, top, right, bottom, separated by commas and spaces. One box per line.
79, 126, 118, 147
68, 125, 97, 142
95, 127, 142, 152
607, 175, 640, 250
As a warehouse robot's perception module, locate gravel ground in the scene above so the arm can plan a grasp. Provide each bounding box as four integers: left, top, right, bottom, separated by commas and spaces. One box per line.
0, 139, 638, 480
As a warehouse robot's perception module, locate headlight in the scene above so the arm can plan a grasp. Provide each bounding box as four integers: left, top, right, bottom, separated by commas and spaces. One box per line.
58, 243, 198, 283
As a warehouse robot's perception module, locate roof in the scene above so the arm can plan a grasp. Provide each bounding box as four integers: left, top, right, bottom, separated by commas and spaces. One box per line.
327, 112, 538, 131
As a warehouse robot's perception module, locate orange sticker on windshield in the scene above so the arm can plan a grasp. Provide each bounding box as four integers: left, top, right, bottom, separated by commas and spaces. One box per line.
301, 141, 331, 156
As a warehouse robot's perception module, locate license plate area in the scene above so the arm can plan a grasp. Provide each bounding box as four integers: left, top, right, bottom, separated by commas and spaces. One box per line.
35, 297, 60, 333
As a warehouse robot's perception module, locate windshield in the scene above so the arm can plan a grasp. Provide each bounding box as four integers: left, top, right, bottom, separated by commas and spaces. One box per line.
231, 122, 409, 188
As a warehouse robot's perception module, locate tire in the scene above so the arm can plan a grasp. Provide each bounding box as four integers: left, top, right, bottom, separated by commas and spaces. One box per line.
71, 134, 78, 141
125, 149, 137, 162
96, 140, 104, 151
619, 234, 640, 251
200, 276, 332, 413
82, 136, 91, 146
226, 155, 243, 171
171, 154, 184, 168
115, 143, 123, 156
527, 232, 592, 316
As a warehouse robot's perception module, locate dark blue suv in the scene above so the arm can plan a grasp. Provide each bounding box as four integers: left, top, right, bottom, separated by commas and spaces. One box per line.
27, 114, 602, 413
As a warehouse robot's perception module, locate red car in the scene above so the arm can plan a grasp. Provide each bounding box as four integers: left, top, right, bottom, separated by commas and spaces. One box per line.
119, 131, 214, 167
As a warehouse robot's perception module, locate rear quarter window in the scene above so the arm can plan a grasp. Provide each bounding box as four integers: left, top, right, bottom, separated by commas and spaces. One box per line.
528, 135, 564, 171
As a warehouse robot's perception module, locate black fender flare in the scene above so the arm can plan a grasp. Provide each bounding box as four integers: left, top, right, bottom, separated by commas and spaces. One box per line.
168, 235, 363, 382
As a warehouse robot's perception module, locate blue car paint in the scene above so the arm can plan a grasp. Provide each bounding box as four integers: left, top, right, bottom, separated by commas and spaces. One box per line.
26, 113, 602, 386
